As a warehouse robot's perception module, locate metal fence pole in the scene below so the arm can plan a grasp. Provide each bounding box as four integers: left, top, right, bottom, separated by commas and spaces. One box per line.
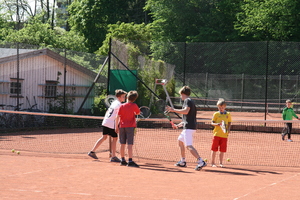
241, 73, 245, 110
107, 38, 112, 95
183, 42, 186, 86
264, 41, 269, 120
279, 74, 282, 111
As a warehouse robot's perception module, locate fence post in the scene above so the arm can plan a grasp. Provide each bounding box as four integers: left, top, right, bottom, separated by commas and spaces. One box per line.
63, 49, 67, 114
183, 42, 186, 86
264, 41, 269, 120
296, 75, 299, 112
107, 38, 112, 95
278, 74, 282, 112
205, 72, 209, 105
241, 73, 245, 109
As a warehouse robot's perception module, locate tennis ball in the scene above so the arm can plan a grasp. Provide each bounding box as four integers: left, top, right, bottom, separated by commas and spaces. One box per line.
11, 149, 15, 153
17, 151, 20, 155
204, 158, 208, 162
227, 158, 230, 162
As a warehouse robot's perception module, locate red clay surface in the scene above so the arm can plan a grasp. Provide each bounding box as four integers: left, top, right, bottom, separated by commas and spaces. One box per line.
1, 111, 300, 199
1, 151, 300, 200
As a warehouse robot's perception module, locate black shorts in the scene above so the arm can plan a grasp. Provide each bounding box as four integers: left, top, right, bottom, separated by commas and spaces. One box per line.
102, 126, 118, 138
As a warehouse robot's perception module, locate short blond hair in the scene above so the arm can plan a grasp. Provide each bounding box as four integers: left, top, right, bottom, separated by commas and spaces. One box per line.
217, 98, 226, 106
115, 89, 127, 97
286, 99, 292, 103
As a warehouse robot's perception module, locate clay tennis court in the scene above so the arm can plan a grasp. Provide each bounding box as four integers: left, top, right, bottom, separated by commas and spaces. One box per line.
1, 111, 300, 199
1, 151, 300, 200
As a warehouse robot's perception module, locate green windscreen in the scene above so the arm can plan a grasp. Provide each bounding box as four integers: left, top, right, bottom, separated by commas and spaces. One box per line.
109, 69, 137, 94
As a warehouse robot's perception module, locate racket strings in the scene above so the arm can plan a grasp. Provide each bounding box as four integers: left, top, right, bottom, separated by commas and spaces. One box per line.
140, 107, 151, 118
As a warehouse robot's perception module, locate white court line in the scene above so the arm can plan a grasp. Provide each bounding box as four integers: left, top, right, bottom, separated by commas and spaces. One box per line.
106, 195, 180, 200
4, 191, 181, 199
6, 189, 91, 196
233, 173, 300, 200
7, 165, 75, 177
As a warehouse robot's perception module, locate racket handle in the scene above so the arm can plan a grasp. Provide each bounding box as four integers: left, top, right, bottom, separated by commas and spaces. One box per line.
170, 120, 177, 129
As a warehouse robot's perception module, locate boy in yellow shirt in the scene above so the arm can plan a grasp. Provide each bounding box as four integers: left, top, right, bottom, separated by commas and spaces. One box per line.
211, 98, 231, 167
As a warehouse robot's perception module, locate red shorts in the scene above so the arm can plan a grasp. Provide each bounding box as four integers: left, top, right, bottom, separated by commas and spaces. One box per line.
211, 136, 228, 152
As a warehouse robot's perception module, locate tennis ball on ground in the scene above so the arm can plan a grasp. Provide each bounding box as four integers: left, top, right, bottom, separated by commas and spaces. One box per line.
17, 151, 20, 155
227, 158, 230, 162
204, 158, 208, 162
11, 149, 15, 153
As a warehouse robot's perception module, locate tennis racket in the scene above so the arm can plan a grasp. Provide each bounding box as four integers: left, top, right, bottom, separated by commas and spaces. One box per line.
155, 99, 181, 119
164, 111, 177, 129
136, 106, 151, 122
154, 99, 166, 113
104, 95, 117, 108
220, 120, 227, 133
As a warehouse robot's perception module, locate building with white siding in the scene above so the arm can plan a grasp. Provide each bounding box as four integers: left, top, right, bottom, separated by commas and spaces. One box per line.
0, 48, 104, 113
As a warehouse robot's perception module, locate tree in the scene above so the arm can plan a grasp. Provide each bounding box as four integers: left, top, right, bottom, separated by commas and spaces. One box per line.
68, 0, 147, 53
97, 22, 153, 55
145, 0, 242, 43
4, 16, 87, 51
235, 0, 300, 41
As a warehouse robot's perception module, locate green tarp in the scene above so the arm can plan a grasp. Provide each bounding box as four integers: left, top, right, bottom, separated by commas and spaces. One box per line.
109, 70, 137, 94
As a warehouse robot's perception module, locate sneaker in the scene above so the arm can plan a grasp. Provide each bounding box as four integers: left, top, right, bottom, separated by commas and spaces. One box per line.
211, 164, 217, 168
127, 161, 139, 167
174, 161, 187, 167
287, 139, 293, 142
110, 156, 121, 162
88, 151, 98, 159
219, 164, 224, 168
195, 161, 207, 171
120, 160, 128, 166
281, 133, 285, 141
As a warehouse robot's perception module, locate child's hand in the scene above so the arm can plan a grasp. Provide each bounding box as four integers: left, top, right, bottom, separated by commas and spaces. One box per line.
211, 122, 220, 126
172, 124, 178, 129
166, 105, 173, 112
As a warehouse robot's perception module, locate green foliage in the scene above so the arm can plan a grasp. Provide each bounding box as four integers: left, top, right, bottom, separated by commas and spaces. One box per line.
68, 0, 144, 53
48, 96, 74, 114
3, 16, 87, 51
145, 0, 242, 43
0, 10, 14, 40
135, 58, 175, 108
92, 92, 108, 116
235, 0, 300, 41
96, 22, 174, 109
97, 22, 153, 55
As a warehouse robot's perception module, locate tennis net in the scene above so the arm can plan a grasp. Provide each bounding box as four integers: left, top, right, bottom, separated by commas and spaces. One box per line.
1, 110, 299, 167
171, 97, 300, 113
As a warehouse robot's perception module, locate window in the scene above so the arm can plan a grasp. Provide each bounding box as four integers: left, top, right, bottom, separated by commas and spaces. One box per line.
10, 82, 22, 94
45, 81, 57, 97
